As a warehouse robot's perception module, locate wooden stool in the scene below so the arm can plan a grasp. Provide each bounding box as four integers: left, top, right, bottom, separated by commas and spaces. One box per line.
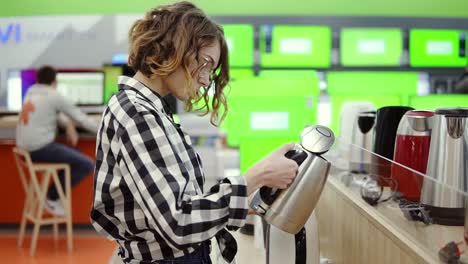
13, 147, 73, 256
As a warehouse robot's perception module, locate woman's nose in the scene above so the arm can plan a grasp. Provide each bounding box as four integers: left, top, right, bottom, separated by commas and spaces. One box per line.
199, 74, 210, 87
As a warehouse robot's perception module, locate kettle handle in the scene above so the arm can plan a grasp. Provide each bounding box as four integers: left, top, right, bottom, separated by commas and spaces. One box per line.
285, 148, 308, 165
259, 149, 309, 205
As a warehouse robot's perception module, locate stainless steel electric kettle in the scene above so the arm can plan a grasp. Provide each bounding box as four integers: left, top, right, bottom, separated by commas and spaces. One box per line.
421, 107, 468, 226
250, 125, 335, 234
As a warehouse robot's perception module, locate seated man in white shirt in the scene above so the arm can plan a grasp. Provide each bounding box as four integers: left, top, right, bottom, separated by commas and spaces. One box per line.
16, 65, 99, 215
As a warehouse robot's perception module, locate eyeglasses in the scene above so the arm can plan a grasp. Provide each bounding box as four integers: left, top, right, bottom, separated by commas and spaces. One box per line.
197, 56, 216, 86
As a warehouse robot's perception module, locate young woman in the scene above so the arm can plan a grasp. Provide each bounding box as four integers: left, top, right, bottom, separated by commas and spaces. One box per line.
91, 2, 298, 263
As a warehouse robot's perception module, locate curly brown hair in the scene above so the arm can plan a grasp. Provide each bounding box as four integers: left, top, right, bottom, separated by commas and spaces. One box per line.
128, 1, 229, 126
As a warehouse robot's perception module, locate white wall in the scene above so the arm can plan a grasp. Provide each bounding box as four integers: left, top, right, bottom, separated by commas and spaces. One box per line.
0, 15, 141, 108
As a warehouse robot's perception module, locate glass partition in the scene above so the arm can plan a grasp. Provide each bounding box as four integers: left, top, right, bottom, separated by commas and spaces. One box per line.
322, 137, 468, 262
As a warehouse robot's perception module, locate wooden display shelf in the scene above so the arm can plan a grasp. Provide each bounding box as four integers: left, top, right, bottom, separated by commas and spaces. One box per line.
315, 172, 465, 264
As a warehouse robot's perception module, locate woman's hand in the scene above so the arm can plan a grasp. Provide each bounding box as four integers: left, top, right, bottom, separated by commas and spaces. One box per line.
244, 143, 299, 195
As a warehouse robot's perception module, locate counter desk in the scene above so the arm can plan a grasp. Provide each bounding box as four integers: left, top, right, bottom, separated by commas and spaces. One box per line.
315, 171, 465, 264
0, 114, 101, 225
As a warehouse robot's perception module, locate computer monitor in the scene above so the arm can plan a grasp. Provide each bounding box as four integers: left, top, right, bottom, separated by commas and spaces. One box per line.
102, 63, 135, 104
102, 65, 122, 104
259, 25, 332, 68
56, 71, 104, 105
409, 29, 467, 67
409, 94, 468, 110
7, 69, 22, 111
20, 69, 37, 102
5, 68, 37, 111
223, 24, 255, 67
340, 28, 403, 66
225, 74, 319, 148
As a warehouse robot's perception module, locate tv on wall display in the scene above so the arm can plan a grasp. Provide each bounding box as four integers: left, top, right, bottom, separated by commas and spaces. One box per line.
340, 28, 403, 66
409, 29, 467, 67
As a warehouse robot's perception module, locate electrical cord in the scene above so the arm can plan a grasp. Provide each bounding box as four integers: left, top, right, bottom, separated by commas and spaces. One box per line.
359, 175, 398, 206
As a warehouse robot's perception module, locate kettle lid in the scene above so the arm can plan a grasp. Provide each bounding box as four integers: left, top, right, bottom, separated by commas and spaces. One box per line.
300, 125, 335, 154
435, 108, 468, 117
405, 110, 434, 117
358, 111, 376, 133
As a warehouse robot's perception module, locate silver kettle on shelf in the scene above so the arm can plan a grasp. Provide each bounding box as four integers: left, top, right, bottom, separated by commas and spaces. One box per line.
421, 107, 468, 226
249, 125, 335, 234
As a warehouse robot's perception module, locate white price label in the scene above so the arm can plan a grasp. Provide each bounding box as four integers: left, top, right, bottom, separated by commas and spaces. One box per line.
426, 41, 452, 55
280, 39, 312, 54
250, 112, 289, 130
358, 39, 386, 54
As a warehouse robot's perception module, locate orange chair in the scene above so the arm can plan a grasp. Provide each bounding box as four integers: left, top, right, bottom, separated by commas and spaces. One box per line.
13, 147, 73, 256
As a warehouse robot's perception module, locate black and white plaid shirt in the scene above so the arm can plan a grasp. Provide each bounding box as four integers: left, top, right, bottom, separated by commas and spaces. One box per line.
91, 76, 248, 263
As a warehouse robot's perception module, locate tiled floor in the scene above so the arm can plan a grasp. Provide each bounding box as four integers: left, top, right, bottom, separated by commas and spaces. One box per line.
0, 230, 116, 264
0, 228, 265, 264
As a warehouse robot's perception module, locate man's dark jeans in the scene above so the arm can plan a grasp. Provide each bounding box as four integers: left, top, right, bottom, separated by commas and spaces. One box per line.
29, 143, 94, 200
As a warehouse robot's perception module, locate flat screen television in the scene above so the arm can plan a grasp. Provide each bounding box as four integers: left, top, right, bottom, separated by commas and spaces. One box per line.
223, 24, 254, 67
340, 28, 403, 66
102, 65, 122, 104
20, 69, 37, 102
56, 71, 105, 105
409, 29, 467, 67
225, 75, 319, 147
259, 25, 332, 68
409, 94, 468, 110
326, 71, 419, 135
7, 69, 22, 111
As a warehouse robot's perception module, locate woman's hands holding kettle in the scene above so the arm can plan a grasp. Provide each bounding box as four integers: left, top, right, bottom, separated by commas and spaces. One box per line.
244, 143, 299, 195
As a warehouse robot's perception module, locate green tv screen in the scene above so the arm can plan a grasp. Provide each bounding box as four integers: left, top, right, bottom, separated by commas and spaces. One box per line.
340, 28, 403, 66
409, 95, 468, 110
225, 76, 319, 146
409, 29, 467, 67
259, 25, 331, 68
326, 71, 419, 135
102, 65, 122, 104
223, 24, 254, 67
